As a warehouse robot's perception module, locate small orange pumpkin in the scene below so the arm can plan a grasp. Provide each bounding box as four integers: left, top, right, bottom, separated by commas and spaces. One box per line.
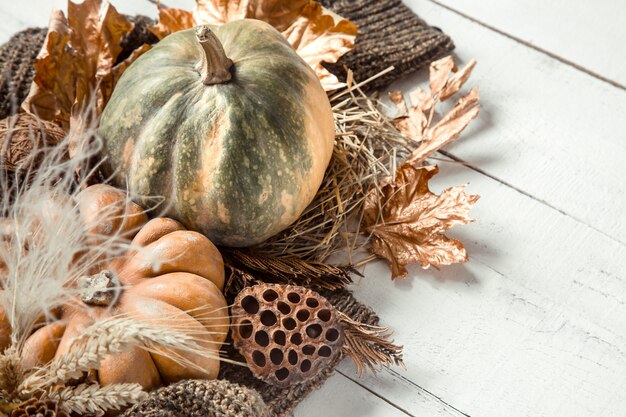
0, 184, 229, 390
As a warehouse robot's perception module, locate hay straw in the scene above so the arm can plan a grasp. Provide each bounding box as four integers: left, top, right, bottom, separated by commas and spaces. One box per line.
254, 68, 414, 263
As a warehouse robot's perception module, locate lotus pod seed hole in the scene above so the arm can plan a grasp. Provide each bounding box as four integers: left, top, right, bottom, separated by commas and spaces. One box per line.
300, 359, 312, 373
275, 368, 289, 381
326, 328, 340, 342
306, 298, 319, 308
306, 324, 323, 339
288, 349, 299, 365
252, 351, 266, 367
255, 330, 270, 347
287, 292, 301, 303
239, 320, 253, 339
260, 310, 277, 326
318, 345, 332, 357
296, 309, 310, 322
270, 348, 284, 365
274, 330, 286, 346
277, 301, 291, 314
302, 345, 315, 355
283, 317, 297, 330
290, 333, 303, 345
263, 289, 279, 302
241, 296, 259, 314
317, 309, 331, 322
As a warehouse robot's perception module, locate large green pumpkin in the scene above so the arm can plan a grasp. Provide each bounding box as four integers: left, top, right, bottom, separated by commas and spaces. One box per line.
98, 20, 335, 247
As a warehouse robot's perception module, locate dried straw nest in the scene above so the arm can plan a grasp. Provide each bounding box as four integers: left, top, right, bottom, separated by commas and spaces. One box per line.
253, 74, 414, 262
0, 113, 66, 173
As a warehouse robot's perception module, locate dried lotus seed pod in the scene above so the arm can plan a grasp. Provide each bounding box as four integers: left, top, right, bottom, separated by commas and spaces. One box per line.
232, 284, 344, 387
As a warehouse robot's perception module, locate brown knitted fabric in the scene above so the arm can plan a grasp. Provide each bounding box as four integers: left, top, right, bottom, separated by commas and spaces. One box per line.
320, 0, 455, 91
0, 28, 46, 120
122, 379, 270, 417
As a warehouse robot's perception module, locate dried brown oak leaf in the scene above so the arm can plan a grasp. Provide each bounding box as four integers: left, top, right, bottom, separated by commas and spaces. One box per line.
362, 164, 479, 279
21, 0, 150, 127
390, 56, 479, 165
150, 0, 357, 91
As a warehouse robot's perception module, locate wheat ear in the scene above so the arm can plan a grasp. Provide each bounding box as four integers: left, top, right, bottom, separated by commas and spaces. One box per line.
20, 317, 208, 393
48, 383, 148, 414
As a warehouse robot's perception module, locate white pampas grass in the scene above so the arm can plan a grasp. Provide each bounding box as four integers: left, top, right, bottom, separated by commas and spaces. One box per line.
0, 114, 155, 348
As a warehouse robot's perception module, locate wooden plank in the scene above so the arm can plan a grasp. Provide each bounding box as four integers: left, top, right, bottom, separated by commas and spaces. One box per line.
395, 0, 626, 245
339, 157, 626, 416
419, 0, 626, 88
295, 372, 415, 417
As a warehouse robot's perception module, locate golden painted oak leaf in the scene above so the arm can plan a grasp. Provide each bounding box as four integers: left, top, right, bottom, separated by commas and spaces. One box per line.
22, 0, 148, 127
150, 0, 357, 91
362, 164, 479, 279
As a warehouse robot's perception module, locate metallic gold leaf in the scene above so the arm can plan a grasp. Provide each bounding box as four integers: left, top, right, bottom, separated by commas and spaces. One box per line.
150, 0, 357, 90
150, 6, 195, 40
22, 0, 144, 126
429, 56, 456, 97
362, 164, 479, 279
408, 87, 433, 113
390, 56, 480, 165
389, 90, 426, 141
406, 87, 480, 165
439, 59, 477, 101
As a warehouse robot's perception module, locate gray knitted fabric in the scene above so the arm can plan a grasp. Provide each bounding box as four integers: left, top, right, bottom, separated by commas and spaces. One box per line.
122, 380, 271, 417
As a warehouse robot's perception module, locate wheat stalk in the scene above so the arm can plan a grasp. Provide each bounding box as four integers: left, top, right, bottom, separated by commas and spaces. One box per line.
48, 383, 148, 414
19, 316, 214, 393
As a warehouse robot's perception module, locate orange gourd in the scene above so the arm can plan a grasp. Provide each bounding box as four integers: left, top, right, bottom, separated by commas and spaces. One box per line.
0, 184, 229, 390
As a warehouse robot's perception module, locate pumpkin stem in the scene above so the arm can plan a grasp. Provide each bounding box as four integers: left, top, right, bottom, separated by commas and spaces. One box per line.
80, 270, 121, 307
195, 25, 233, 85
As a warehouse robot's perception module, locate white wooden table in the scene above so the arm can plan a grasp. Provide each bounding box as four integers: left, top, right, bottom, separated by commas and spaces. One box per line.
2, 1, 625, 416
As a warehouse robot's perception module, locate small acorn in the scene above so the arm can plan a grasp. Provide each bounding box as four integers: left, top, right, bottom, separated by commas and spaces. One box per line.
231, 284, 344, 387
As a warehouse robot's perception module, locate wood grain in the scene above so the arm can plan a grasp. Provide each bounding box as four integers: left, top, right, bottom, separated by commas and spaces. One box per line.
421, 0, 626, 89
398, 0, 626, 246
341, 156, 626, 416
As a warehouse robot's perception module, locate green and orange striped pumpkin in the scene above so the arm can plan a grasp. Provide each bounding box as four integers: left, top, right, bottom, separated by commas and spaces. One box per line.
99, 19, 335, 247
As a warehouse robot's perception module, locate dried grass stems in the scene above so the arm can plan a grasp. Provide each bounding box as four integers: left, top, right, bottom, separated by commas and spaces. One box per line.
338, 312, 404, 375
222, 249, 355, 295
250, 69, 413, 265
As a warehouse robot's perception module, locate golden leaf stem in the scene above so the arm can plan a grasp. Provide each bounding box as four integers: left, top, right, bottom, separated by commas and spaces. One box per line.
195, 26, 233, 85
